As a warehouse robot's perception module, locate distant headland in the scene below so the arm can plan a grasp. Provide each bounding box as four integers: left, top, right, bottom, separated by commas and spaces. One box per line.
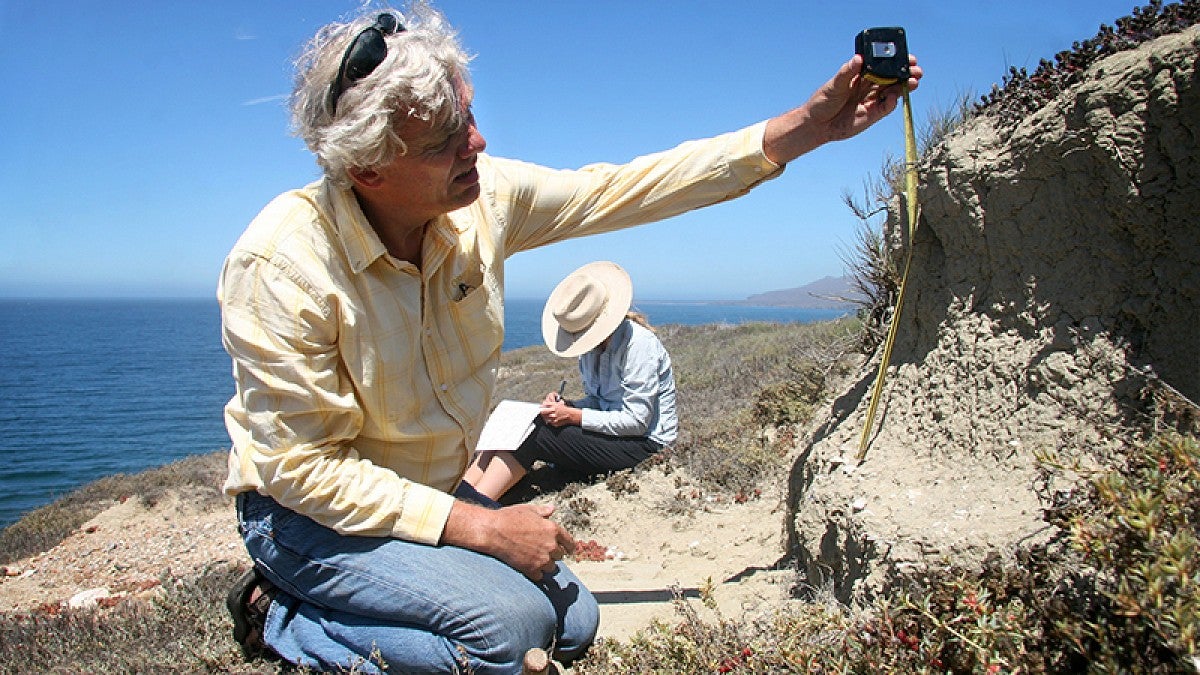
722, 275, 862, 309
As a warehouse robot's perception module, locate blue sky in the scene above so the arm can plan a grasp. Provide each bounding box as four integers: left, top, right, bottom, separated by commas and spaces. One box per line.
0, 1, 1144, 302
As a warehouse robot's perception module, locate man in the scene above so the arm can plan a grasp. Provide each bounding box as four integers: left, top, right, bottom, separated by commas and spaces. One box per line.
219, 2, 921, 673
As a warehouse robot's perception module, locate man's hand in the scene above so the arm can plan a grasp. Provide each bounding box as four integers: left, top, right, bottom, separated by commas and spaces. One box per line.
442, 500, 576, 580
763, 53, 923, 165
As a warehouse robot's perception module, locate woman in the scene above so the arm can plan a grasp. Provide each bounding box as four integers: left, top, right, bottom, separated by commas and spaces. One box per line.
466, 261, 677, 500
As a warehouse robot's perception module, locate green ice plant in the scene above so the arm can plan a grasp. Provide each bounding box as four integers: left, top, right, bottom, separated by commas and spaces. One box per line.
1058, 433, 1198, 670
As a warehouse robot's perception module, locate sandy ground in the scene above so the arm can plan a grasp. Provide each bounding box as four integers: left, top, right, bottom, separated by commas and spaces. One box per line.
549, 469, 794, 641
0, 468, 793, 645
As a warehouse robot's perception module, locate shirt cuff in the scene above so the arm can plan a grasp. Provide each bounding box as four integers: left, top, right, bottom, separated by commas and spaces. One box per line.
391, 482, 457, 545
728, 120, 784, 187
579, 408, 597, 433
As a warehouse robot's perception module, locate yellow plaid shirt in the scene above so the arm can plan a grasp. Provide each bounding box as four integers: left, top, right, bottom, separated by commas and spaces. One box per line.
219, 122, 780, 544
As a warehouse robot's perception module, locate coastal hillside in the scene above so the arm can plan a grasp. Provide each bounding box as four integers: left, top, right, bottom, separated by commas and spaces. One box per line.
789, 24, 1200, 602
0, 319, 855, 672
735, 275, 862, 309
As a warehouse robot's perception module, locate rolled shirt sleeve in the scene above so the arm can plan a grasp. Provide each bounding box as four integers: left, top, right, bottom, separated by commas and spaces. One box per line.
491, 121, 782, 256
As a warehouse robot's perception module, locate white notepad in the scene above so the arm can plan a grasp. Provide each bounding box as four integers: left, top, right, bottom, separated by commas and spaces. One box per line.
475, 400, 542, 452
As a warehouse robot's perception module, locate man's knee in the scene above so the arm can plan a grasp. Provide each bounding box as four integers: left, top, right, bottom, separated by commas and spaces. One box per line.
555, 594, 599, 662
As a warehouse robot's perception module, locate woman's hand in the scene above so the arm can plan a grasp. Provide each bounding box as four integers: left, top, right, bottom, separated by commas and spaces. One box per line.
539, 397, 580, 427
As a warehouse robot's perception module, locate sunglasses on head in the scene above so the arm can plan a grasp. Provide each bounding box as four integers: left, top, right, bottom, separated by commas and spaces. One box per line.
327, 13, 405, 115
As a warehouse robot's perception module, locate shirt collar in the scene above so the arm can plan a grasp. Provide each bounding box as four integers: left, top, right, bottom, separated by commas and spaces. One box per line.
315, 177, 476, 276
594, 319, 631, 356
317, 179, 389, 275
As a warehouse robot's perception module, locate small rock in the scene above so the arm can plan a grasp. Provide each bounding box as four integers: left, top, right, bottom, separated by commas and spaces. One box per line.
134, 586, 166, 603
851, 497, 868, 512
68, 587, 111, 609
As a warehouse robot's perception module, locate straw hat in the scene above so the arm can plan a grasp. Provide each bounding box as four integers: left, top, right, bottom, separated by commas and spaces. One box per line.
541, 261, 633, 357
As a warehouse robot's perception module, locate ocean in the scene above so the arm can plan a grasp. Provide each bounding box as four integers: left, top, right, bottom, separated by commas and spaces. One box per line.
0, 297, 847, 529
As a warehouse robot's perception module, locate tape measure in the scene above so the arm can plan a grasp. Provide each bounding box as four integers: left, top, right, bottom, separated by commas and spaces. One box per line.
855, 27, 919, 462
855, 27, 910, 85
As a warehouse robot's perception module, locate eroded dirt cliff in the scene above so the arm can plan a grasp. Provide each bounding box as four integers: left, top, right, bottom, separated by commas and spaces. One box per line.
789, 26, 1200, 602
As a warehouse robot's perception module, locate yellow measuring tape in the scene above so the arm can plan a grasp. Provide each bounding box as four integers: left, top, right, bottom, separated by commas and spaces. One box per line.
856, 84, 918, 462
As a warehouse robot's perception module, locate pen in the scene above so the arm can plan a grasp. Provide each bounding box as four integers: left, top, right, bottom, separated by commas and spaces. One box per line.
556, 379, 567, 402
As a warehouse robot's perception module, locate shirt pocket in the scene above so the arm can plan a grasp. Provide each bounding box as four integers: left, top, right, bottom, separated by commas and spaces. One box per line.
446, 274, 503, 365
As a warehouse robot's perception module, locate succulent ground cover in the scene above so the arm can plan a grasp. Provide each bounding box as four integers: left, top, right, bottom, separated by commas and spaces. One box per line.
975, 0, 1200, 128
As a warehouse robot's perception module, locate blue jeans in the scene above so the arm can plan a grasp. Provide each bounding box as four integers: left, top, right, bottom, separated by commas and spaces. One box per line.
235, 488, 599, 674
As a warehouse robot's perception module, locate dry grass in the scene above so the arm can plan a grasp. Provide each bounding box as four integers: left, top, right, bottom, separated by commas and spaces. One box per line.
0, 452, 227, 566
0, 563, 289, 675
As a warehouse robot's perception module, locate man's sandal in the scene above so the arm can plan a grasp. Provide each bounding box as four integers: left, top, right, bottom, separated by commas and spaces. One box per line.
226, 567, 278, 660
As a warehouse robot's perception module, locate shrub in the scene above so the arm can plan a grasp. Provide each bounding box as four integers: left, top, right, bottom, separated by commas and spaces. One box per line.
1050, 432, 1199, 671
660, 320, 855, 495
751, 364, 825, 428
496, 320, 857, 502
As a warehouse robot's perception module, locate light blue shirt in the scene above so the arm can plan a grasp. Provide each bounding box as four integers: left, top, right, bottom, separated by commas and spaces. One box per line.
573, 319, 677, 447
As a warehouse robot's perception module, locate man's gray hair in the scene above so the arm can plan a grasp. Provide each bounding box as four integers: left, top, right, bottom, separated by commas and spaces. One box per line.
289, 2, 472, 187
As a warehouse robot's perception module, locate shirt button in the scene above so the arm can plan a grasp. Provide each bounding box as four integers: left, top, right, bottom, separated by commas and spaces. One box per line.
440, 384, 448, 391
